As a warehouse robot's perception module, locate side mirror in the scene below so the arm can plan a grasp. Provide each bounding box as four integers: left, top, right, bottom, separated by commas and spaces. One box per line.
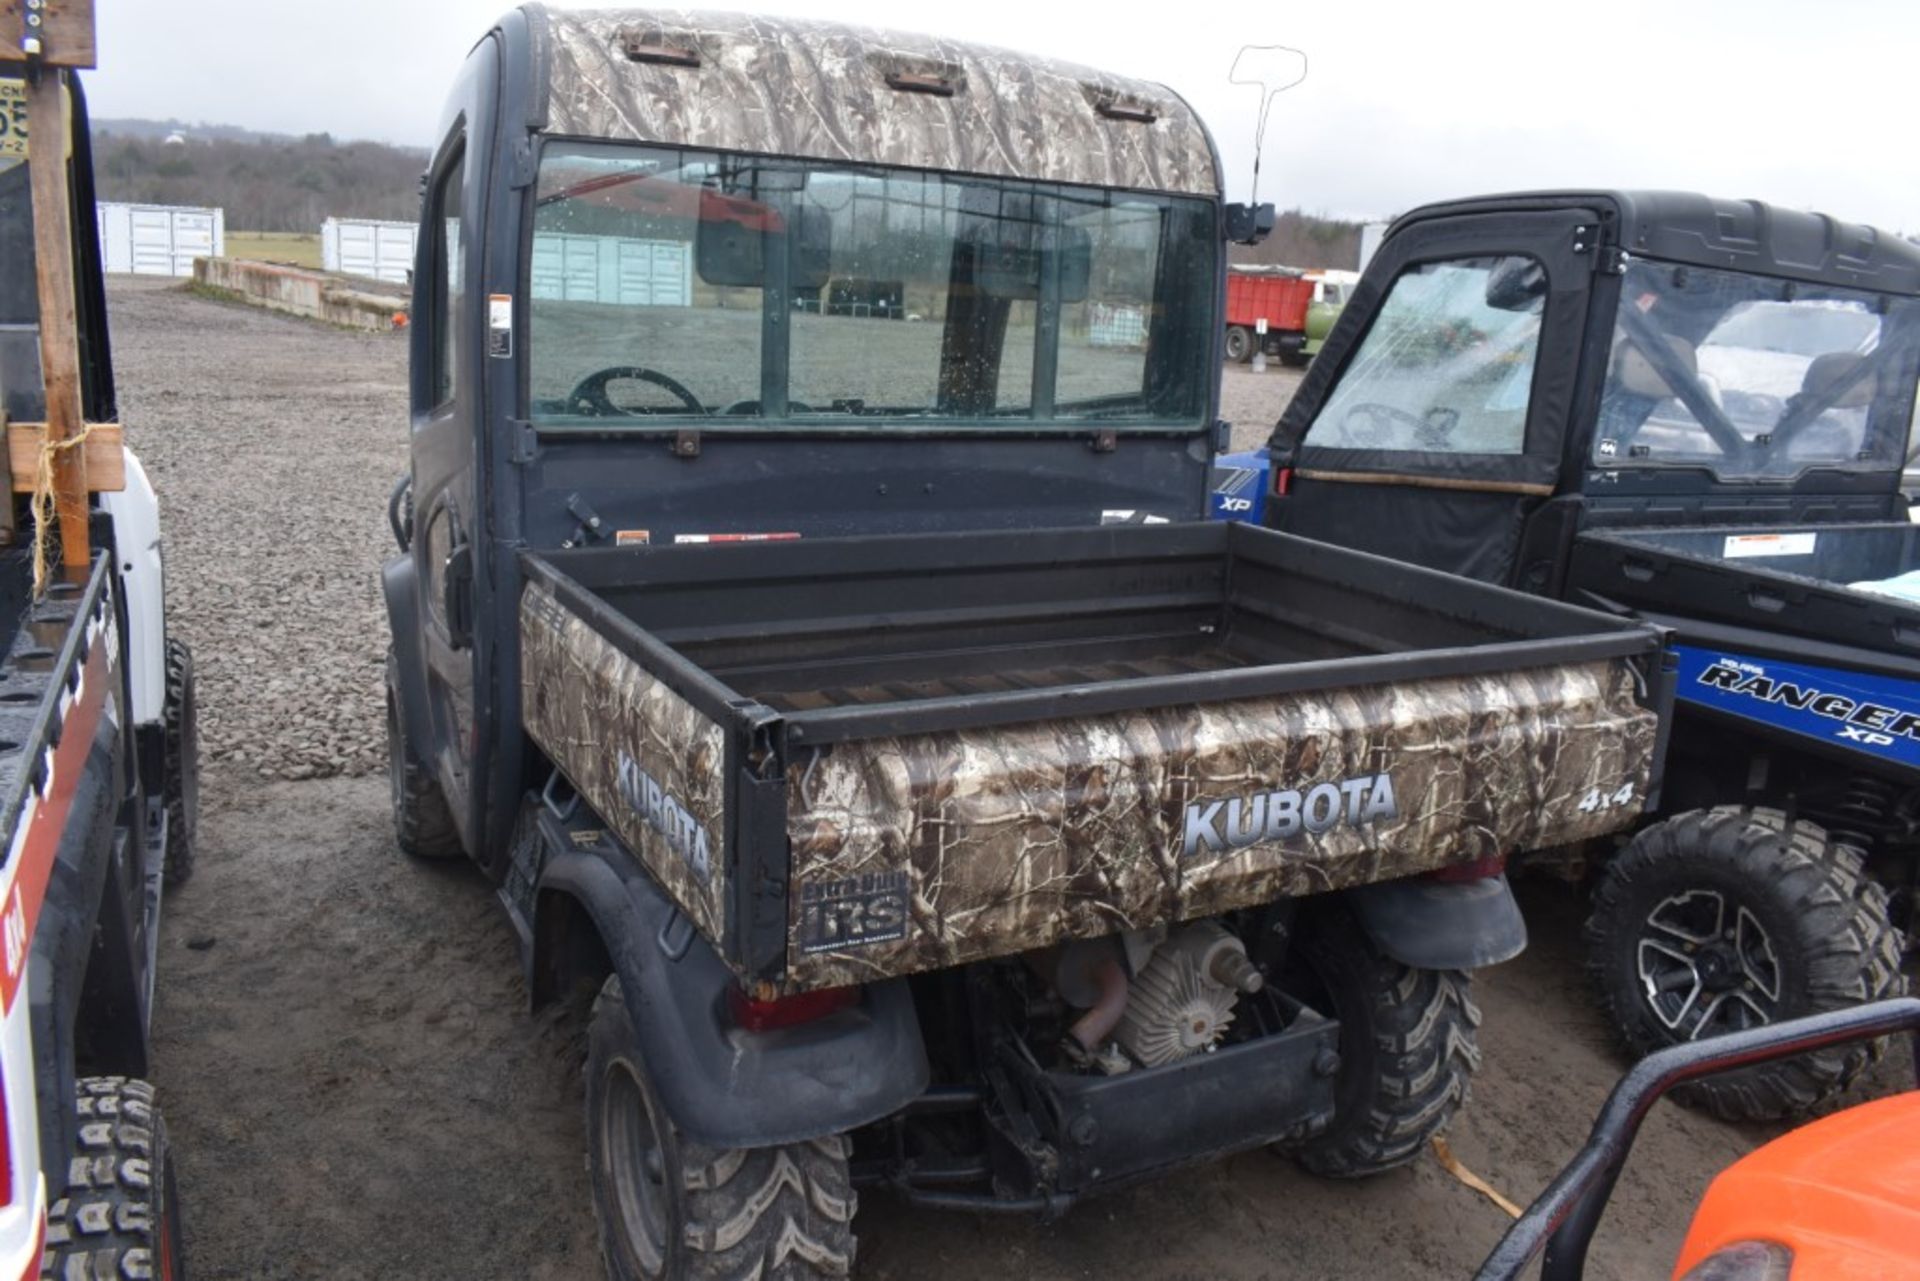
1224, 202, 1275, 246
1484, 256, 1547, 311
696, 198, 832, 291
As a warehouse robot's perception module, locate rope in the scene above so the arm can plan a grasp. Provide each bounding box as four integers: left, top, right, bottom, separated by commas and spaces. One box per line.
30, 419, 96, 598
1432, 1136, 1524, 1219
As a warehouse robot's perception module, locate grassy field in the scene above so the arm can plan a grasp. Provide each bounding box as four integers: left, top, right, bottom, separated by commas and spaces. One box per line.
223, 230, 322, 269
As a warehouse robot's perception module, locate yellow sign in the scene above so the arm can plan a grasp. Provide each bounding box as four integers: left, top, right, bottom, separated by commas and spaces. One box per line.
0, 80, 24, 158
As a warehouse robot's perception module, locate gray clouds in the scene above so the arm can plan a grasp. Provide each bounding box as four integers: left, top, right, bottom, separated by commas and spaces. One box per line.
85, 0, 1918, 230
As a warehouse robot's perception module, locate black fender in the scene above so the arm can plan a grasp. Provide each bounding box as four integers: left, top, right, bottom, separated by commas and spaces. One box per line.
534, 843, 930, 1149
381, 553, 432, 757
1342, 873, 1528, 971
29, 718, 148, 1188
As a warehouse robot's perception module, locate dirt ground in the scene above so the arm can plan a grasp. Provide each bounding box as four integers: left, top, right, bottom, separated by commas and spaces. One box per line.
113, 282, 1908, 1280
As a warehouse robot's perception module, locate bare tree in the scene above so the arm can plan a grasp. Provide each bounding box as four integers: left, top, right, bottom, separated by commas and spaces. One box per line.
90, 130, 428, 232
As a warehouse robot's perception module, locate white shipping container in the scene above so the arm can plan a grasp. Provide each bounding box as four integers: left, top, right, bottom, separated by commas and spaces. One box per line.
96, 202, 224, 277
530, 232, 692, 307
1358, 221, 1389, 273
321, 218, 418, 284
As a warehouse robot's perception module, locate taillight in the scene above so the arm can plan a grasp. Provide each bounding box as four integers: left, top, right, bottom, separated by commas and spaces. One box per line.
727, 984, 859, 1032
1430, 853, 1508, 883
1273, 466, 1294, 497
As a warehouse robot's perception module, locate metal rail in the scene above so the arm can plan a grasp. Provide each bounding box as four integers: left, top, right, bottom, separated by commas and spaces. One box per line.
1477, 996, 1920, 1281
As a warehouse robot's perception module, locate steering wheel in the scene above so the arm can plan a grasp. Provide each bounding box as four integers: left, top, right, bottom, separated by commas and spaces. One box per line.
1339, 401, 1432, 445
567, 366, 706, 417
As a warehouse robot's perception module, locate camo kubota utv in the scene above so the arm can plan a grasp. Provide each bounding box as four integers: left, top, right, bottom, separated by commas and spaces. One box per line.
383, 12, 1672, 1277
1218, 190, 1920, 1122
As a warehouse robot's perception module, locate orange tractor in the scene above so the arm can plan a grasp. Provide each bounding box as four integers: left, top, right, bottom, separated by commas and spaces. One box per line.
1482, 998, 1920, 1281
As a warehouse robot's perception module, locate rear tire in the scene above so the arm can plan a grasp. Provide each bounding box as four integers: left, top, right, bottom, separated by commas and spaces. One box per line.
1278, 349, 1311, 368
1587, 807, 1905, 1122
41, 1077, 186, 1281
385, 648, 462, 860
160, 640, 199, 888
1285, 908, 1482, 1178
586, 976, 855, 1281
1224, 325, 1252, 363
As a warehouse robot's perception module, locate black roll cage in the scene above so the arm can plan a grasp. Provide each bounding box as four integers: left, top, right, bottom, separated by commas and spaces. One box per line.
1478, 997, 1920, 1281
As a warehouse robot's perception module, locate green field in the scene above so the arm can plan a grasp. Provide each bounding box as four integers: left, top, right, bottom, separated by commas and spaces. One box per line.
223, 231, 323, 269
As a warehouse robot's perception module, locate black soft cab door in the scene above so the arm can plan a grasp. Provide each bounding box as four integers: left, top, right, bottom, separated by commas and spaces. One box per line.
1265, 206, 1601, 584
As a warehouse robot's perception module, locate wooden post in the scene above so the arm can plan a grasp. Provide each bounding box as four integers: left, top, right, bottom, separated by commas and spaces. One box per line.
25, 70, 86, 570
3, 1, 97, 574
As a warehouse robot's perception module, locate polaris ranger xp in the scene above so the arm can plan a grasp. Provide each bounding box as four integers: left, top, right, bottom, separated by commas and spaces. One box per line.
384, 13, 1672, 1277
1218, 190, 1919, 1122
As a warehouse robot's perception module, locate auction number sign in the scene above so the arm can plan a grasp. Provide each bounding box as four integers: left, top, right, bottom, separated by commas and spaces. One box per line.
0, 80, 24, 159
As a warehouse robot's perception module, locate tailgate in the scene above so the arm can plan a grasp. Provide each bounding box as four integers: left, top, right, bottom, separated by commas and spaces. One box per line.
787, 657, 1657, 988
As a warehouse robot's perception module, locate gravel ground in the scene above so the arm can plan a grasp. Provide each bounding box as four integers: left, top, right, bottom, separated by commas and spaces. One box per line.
122, 283, 1905, 1280
1220, 360, 1306, 452
113, 277, 408, 781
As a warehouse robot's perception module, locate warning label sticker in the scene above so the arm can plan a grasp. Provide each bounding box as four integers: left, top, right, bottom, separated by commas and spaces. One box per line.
1723, 532, 1816, 559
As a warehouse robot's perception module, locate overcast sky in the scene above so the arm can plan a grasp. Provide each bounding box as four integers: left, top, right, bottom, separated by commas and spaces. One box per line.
84, 0, 1920, 231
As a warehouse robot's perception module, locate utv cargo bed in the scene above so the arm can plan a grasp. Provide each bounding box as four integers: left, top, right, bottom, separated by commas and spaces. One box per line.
1571, 522, 1920, 654
522, 522, 1667, 990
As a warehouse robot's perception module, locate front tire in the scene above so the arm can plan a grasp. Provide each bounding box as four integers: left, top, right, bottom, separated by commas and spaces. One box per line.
160, 639, 199, 887
42, 1078, 186, 1281
1586, 807, 1905, 1122
385, 648, 462, 860
1284, 907, 1482, 1178
586, 976, 855, 1281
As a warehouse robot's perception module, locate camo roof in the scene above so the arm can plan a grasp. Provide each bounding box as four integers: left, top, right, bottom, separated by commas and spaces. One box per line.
529, 6, 1221, 196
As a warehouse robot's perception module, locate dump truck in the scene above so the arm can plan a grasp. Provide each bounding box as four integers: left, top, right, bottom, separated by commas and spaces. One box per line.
0, 17, 195, 1278
1224, 267, 1353, 366
1224, 266, 1315, 364
1228, 189, 1920, 1122
382, 12, 1671, 1277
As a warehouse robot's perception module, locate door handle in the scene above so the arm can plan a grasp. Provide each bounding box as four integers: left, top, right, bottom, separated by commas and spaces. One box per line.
444, 542, 474, 650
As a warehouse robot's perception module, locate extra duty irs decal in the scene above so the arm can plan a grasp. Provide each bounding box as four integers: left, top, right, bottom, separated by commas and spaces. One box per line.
798, 871, 908, 953
1675, 645, 1920, 768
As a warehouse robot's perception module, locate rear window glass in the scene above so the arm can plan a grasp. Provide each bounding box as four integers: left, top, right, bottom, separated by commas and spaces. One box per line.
1593, 259, 1920, 480
525, 140, 1218, 430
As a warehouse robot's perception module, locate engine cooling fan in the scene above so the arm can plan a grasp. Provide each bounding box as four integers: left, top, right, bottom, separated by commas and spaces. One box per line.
1113, 923, 1263, 1068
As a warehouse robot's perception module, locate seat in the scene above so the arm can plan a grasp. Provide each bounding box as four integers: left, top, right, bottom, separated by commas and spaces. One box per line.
1799, 351, 1874, 409
1612, 333, 1700, 399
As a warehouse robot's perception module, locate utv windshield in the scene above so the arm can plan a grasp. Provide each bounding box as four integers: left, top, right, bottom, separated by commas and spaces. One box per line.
527, 141, 1217, 430
1592, 259, 1920, 480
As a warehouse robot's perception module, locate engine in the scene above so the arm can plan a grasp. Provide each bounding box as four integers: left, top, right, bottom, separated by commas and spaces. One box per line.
1031, 921, 1266, 1073
1113, 923, 1265, 1067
